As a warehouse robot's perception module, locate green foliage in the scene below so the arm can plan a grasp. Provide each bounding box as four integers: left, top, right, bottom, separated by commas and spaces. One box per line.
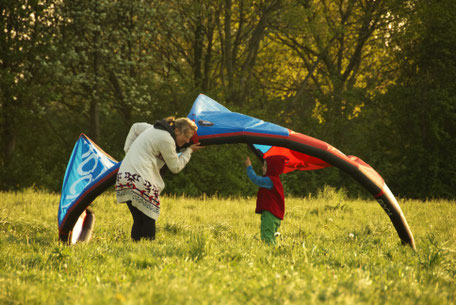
359, 0, 456, 198
1, 0, 456, 199
1, 190, 456, 304
163, 144, 256, 197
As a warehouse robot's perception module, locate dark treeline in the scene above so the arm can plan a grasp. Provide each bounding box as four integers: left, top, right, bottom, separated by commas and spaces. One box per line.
1, 0, 455, 199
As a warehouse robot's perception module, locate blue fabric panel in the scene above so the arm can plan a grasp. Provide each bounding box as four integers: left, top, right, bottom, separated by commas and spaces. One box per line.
253, 144, 272, 155
188, 94, 289, 137
58, 135, 118, 226
188, 94, 230, 115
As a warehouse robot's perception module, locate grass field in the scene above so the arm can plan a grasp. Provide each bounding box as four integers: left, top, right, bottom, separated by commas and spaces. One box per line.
1, 188, 455, 305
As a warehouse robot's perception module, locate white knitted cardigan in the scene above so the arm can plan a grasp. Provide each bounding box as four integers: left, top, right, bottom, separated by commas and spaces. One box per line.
116, 123, 192, 219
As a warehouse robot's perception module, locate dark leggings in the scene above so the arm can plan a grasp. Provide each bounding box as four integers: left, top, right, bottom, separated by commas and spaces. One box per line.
126, 201, 156, 241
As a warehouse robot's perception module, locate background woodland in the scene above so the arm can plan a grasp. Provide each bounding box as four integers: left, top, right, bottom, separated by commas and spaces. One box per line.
1, 0, 455, 199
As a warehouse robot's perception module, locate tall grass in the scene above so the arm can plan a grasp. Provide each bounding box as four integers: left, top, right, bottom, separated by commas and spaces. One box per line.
1, 188, 455, 304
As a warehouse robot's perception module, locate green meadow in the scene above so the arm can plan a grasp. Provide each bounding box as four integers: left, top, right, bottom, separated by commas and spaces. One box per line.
1, 189, 455, 305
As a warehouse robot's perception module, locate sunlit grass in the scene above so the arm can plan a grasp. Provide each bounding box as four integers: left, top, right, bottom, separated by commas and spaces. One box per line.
1, 189, 455, 304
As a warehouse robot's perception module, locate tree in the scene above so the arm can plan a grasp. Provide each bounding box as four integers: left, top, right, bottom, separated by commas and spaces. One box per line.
364, 0, 456, 198
265, 0, 398, 148
0, 0, 58, 188
146, 0, 283, 108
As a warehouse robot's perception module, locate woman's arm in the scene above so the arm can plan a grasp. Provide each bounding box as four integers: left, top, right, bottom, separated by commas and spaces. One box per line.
124, 122, 152, 153
159, 134, 193, 174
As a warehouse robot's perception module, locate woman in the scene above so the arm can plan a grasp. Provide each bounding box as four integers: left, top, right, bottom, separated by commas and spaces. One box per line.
116, 117, 203, 241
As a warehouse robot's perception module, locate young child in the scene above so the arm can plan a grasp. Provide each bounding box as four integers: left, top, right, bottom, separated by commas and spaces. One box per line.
245, 155, 287, 245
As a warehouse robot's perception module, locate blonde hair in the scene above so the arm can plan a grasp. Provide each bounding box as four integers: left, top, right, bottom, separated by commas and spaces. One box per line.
165, 116, 197, 137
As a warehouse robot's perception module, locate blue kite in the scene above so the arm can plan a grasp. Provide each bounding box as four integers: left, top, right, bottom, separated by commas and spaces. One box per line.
58, 94, 415, 249
58, 134, 120, 243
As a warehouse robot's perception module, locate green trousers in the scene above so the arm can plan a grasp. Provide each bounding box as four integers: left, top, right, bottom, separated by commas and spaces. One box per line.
260, 211, 281, 245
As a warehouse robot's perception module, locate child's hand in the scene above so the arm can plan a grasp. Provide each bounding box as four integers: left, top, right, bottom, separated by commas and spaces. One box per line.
245, 156, 252, 167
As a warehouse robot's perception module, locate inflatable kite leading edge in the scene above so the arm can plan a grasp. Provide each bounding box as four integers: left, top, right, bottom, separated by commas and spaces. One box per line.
57, 94, 415, 249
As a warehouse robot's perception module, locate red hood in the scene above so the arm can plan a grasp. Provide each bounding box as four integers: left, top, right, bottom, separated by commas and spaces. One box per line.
265, 156, 287, 176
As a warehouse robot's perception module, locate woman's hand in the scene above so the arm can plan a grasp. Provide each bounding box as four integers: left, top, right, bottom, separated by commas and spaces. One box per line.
245, 156, 252, 167
190, 143, 205, 152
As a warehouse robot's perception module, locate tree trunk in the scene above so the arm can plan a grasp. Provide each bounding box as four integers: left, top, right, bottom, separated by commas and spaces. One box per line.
89, 99, 100, 142
1, 103, 16, 164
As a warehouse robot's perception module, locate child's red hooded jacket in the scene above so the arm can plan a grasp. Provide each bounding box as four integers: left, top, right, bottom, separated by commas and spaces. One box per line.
255, 156, 286, 220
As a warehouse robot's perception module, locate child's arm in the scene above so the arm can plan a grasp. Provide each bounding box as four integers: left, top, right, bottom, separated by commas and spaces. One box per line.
245, 157, 273, 189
